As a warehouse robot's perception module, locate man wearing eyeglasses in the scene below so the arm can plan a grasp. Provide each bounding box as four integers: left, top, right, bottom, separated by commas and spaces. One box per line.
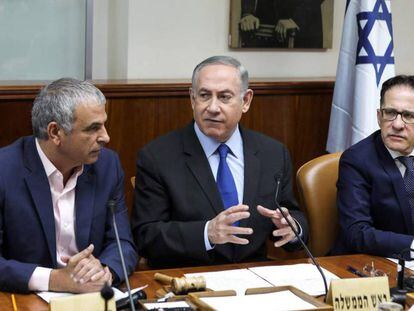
333, 75, 414, 259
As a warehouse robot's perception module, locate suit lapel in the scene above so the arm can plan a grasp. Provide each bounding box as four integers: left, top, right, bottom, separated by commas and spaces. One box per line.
239, 128, 260, 228
75, 166, 96, 251
182, 124, 224, 215
375, 133, 413, 233
23, 137, 57, 266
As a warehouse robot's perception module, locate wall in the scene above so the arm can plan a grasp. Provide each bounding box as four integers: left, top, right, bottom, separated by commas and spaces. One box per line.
93, 0, 414, 80
0, 80, 334, 215
0, 0, 86, 80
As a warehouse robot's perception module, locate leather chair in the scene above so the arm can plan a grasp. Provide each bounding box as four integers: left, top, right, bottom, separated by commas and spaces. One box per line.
130, 175, 151, 270
296, 152, 341, 257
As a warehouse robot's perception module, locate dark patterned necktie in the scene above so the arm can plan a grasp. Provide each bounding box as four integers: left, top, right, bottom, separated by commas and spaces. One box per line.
398, 156, 414, 225
216, 144, 239, 226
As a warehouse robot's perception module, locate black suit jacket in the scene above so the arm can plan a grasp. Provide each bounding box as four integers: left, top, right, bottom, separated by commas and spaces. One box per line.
132, 123, 308, 268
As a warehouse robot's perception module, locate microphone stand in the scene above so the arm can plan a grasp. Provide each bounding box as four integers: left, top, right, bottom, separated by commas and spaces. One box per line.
109, 200, 136, 311
390, 248, 414, 306
273, 176, 329, 301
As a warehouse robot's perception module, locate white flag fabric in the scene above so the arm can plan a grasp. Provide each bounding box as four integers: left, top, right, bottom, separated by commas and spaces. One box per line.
326, 0, 395, 153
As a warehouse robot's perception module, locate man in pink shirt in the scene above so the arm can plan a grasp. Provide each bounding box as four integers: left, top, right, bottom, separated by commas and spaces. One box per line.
0, 78, 137, 293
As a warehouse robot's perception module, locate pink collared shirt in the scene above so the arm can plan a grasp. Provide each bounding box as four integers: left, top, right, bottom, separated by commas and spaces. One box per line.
28, 139, 83, 291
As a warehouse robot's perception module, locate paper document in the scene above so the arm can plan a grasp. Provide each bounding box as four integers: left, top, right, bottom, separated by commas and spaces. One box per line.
387, 258, 414, 271
37, 285, 148, 303
249, 264, 339, 296
185, 268, 272, 295
143, 301, 191, 309
186, 264, 338, 297
200, 291, 316, 311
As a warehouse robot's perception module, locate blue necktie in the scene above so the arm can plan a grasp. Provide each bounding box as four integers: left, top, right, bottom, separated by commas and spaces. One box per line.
398, 156, 414, 226
216, 144, 239, 212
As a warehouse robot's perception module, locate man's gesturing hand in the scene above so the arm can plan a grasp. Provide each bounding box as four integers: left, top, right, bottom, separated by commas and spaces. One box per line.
257, 205, 298, 247
208, 204, 253, 245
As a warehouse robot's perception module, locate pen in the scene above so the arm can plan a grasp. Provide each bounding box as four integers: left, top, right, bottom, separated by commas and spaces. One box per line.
347, 265, 367, 277
11, 294, 18, 311
157, 291, 175, 302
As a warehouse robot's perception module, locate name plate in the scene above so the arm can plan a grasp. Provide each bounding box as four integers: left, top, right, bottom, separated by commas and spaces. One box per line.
50, 292, 116, 311
326, 276, 390, 310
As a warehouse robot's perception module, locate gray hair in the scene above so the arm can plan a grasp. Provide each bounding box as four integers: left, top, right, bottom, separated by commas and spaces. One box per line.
32, 78, 106, 139
191, 56, 249, 96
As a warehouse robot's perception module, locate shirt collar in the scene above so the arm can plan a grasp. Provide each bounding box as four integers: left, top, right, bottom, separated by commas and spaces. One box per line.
194, 122, 243, 159
35, 138, 83, 178
386, 146, 414, 160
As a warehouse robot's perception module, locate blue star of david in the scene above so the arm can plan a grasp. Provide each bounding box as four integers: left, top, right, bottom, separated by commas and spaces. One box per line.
355, 0, 394, 86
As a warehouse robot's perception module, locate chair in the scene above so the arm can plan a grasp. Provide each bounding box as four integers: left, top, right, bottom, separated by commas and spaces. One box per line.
129, 175, 151, 270
296, 152, 341, 257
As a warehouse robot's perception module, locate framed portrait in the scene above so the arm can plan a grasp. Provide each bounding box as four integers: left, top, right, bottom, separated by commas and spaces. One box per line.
229, 0, 334, 49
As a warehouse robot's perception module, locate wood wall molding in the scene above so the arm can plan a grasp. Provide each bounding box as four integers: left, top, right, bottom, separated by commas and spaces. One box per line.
0, 80, 334, 218
0, 79, 334, 99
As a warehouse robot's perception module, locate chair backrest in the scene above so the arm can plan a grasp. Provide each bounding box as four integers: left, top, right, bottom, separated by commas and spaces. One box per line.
296, 152, 341, 257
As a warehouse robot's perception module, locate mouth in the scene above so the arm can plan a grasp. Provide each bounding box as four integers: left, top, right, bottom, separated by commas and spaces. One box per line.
204, 118, 222, 123
90, 149, 101, 155
387, 134, 406, 141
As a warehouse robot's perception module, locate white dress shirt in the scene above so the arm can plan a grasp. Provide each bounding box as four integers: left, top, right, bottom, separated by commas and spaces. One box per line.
28, 139, 83, 291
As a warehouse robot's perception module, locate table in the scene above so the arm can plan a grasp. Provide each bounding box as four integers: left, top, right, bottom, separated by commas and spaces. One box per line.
0, 254, 402, 311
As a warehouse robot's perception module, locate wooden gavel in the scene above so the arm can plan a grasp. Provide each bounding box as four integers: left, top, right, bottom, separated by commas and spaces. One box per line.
154, 272, 206, 294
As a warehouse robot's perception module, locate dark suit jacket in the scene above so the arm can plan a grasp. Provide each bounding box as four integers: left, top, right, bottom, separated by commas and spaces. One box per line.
0, 136, 138, 293
132, 123, 308, 268
332, 130, 414, 258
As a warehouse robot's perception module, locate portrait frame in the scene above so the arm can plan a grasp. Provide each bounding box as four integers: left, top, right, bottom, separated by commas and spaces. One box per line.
229, 0, 334, 49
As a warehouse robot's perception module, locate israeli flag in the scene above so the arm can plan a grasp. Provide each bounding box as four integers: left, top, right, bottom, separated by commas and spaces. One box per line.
326, 0, 395, 153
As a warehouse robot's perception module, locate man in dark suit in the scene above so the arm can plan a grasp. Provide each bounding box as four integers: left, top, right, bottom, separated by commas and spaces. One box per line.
333, 75, 414, 259
132, 56, 308, 268
0, 78, 137, 293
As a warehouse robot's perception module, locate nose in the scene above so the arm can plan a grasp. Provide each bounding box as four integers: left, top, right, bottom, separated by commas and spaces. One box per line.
391, 114, 405, 129
206, 96, 220, 113
98, 125, 110, 144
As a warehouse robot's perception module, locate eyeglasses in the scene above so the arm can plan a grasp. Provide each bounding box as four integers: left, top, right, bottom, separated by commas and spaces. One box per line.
363, 261, 388, 277
380, 108, 414, 124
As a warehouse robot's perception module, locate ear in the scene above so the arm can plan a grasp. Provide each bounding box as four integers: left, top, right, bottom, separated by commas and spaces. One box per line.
241, 89, 254, 113
377, 108, 382, 128
47, 122, 63, 146
189, 87, 196, 111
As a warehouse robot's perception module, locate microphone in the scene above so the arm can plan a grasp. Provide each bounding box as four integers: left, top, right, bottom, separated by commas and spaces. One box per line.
273, 174, 329, 300
390, 248, 414, 306
100, 282, 114, 311
108, 200, 136, 311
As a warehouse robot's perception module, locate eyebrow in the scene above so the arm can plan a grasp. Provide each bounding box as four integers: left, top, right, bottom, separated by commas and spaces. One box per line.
197, 88, 235, 94
83, 122, 103, 131
384, 108, 414, 113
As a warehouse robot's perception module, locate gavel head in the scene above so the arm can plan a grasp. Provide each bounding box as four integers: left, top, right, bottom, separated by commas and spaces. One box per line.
171, 276, 206, 294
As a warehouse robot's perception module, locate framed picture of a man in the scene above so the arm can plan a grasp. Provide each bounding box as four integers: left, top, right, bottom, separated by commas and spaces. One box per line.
229, 0, 333, 49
